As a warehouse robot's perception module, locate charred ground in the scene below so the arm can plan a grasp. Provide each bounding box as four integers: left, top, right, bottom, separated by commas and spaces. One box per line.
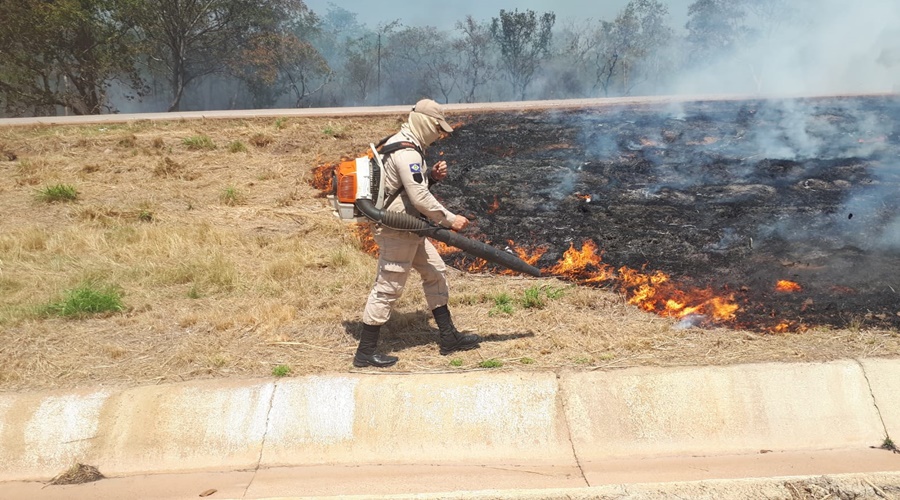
434, 95, 900, 331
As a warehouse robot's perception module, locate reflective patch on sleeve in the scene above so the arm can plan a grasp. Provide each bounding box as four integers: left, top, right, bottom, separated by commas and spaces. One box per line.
409, 162, 422, 173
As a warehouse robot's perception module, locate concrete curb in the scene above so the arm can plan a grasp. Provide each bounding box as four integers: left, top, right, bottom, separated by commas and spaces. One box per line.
0, 359, 898, 483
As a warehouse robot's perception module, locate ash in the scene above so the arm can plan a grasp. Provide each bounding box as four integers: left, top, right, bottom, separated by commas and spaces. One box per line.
436, 95, 900, 331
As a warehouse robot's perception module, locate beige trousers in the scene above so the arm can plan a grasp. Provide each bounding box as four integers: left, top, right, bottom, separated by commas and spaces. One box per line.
362, 227, 449, 326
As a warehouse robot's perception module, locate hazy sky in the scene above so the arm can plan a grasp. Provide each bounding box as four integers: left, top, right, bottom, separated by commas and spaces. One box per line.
303, 0, 692, 30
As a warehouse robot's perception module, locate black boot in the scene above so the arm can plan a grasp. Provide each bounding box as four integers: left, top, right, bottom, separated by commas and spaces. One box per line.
433, 305, 480, 356
353, 324, 398, 368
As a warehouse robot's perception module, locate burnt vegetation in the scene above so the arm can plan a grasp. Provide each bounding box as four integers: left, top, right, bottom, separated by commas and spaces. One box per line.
435, 95, 900, 332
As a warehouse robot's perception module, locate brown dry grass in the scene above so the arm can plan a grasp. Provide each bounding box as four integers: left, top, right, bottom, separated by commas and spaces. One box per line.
1, 115, 898, 392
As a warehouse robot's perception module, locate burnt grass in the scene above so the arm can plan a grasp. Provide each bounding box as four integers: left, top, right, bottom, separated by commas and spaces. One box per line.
434, 95, 900, 332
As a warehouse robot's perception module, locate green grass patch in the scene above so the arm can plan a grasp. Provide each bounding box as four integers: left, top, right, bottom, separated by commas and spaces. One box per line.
227, 141, 247, 153
449, 358, 463, 367
272, 364, 292, 377
43, 282, 125, 318
521, 286, 545, 309
182, 135, 215, 150
37, 184, 78, 203
219, 186, 243, 206
488, 292, 514, 316
520, 357, 535, 365
478, 359, 503, 369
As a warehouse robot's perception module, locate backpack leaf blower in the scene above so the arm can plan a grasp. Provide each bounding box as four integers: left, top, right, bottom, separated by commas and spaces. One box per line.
328, 143, 542, 277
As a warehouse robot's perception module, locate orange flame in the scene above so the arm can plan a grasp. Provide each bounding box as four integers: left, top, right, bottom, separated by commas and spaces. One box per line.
311, 163, 336, 192
352, 224, 378, 255
431, 239, 461, 256
574, 193, 592, 203
487, 196, 500, 214
775, 280, 802, 293
772, 321, 792, 333
544, 240, 739, 323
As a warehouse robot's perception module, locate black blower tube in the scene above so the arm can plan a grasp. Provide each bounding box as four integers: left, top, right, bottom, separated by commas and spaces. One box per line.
355, 198, 542, 277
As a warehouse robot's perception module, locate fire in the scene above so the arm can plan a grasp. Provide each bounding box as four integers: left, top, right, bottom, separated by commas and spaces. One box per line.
352, 224, 378, 255
487, 196, 500, 214
549, 240, 610, 278
772, 321, 791, 333
775, 280, 802, 292
574, 193, 592, 203
311, 163, 336, 192
431, 239, 461, 256
545, 240, 739, 323
500, 241, 548, 276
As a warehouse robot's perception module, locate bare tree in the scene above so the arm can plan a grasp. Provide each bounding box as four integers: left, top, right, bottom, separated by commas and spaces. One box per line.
453, 16, 496, 103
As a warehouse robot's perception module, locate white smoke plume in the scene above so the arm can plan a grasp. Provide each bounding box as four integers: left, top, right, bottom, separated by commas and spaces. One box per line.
671, 0, 900, 97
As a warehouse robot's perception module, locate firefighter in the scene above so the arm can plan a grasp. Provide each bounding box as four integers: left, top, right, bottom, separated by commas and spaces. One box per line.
353, 99, 480, 368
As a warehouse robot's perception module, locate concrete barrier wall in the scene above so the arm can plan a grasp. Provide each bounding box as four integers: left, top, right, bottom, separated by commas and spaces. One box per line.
0, 360, 896, 482
561, 361, 886, 461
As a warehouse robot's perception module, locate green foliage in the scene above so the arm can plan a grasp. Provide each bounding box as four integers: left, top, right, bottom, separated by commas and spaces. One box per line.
883, 436, 897, 452
0, 0, 144, 115
37, 184, 79, 203
43, 282, 125, 317
478, 359, 503, 368
138, 210, 153, 222
272, 364, 292, 377
182, 135, 215, 150
449, 358, 463, 367
520, 357, 535, 365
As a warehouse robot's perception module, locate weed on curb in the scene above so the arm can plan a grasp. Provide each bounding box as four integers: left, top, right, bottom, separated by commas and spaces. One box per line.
272, 364, 292, 377
478, 359, 503, 369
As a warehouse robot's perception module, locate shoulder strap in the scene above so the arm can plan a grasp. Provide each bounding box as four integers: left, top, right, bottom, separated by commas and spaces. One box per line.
378, 140, 425, 209
377, 140, 424, 159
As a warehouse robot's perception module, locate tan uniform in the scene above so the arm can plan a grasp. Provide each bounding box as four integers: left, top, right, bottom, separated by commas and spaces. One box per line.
362, 126, 458, 326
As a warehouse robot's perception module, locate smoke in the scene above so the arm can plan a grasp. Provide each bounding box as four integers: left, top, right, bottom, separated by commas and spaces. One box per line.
671, 0, 900, 97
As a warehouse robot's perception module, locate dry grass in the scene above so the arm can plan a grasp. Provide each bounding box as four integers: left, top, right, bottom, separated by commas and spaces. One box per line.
49, 463, 104, 485
1, 115, 898, 392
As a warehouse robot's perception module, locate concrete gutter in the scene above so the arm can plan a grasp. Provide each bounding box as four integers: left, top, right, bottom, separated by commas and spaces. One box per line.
1, 359, 898, 490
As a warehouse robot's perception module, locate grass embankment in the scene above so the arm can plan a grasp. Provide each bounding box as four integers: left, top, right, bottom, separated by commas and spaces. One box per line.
0, 114, 897, 391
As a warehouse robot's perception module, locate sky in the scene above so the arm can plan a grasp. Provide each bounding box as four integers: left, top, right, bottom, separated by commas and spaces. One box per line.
302, 0, 692, 31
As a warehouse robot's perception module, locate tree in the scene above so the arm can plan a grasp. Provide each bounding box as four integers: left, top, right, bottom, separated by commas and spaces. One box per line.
454, 16, 496, 103
593, 0, 673, 96
383, 26, 458, 104
231, 5, 331, 108
685, 0, 748, 63
0, 0, 143, 116
342, 21, 398, 105
124, 0, 299, 111
490, 9, 556, 100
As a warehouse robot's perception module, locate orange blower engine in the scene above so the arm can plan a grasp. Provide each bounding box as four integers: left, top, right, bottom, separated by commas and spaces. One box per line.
328, 144, 386, 222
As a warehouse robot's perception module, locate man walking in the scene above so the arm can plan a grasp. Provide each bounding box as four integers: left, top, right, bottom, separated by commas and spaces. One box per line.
353, 99, 481, 368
